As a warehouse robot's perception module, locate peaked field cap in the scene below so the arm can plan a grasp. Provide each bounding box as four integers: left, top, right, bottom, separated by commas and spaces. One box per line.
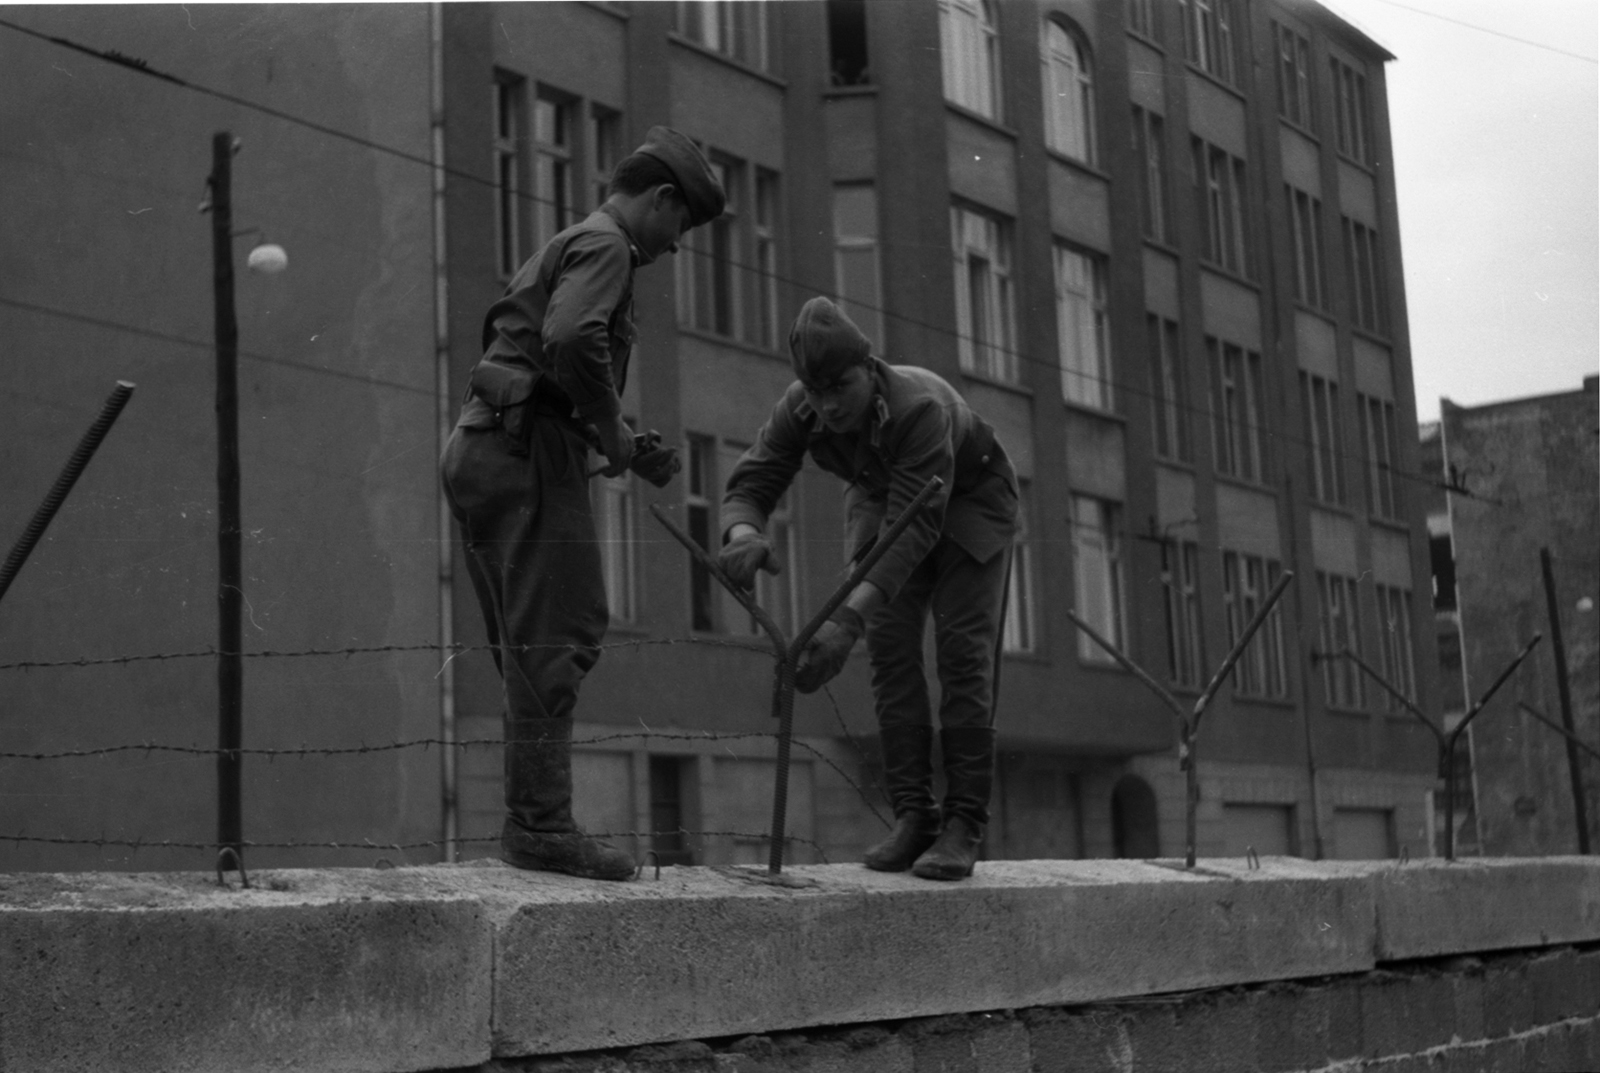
634, 126, 726, 226
789, 297, 872, 386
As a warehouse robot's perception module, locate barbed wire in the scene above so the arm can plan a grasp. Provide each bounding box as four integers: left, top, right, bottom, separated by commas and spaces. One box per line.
0, 635, 770, 673
1, 830, 831, 861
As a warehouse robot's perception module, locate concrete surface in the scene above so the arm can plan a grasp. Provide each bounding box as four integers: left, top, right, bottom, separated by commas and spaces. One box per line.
2, 856, 1598, 1070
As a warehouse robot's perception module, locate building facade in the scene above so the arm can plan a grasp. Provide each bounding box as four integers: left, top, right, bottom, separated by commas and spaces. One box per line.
1423, 378, 1600, 857
0, 0, 1437, 872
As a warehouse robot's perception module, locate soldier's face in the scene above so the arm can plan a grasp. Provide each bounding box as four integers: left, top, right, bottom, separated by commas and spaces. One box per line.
804, 364, 873, 433
643, 189, 693, 258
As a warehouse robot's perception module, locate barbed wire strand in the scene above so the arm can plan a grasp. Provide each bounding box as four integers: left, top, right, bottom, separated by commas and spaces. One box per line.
0, 16, 1482, 504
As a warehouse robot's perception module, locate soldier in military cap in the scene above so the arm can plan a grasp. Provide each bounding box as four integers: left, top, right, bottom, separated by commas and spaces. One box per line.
441, 127, 724, 880
718, 297, 1018, 881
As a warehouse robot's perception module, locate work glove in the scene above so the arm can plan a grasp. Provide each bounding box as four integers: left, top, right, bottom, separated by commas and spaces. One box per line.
718, 531, 780, 589
794, 606, 865, 694
628, 430, 681, 488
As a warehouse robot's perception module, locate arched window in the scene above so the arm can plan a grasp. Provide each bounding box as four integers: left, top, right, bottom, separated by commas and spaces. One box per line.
939, 0, 1001, 120
1041, 20, 1094, 163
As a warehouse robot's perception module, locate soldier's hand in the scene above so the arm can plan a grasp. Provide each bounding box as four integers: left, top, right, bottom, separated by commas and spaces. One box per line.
794, 607, 864, 694
594, 414, 635, 478
718, 529, 779, 589
629, 431, 681, 488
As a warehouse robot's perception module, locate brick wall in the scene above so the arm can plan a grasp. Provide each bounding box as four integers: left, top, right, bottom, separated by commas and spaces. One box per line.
466, 944, 1600, 1073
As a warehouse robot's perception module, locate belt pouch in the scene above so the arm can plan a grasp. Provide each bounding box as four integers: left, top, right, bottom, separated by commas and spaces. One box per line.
467, 361, 540, 457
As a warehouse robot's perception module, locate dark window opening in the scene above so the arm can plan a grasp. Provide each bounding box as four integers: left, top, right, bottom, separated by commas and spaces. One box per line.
649, 756, 694, 866
1430, 533, 1457, 611
827, 0, 870, 86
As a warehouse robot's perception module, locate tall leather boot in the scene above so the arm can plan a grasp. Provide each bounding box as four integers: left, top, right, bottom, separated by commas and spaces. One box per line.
862, 724, 942, 872
501, 716, 635, 881
912, 726, 995, 881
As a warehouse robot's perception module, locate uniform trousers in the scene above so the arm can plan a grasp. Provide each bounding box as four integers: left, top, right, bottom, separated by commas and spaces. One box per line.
865, 533, 1008, 732
439, 420, 608, 832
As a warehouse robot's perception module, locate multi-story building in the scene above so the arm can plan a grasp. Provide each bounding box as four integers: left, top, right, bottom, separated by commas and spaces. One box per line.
1422, 378, 1600, 857
0, 0, 1436, 872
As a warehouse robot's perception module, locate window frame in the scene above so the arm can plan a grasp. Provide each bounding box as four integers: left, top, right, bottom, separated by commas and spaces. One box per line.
1222, 550, 1289, 699
1161, 538, 1204, 688
951, 203, 1019, 384
832, 184, 886, 350
1054, 243, 1112, 410
1209, 338, 1264, 483
532, 88, 576, 254
1002, 481, 1037, 654
939, 0, 1002, 120
1041, 18, 1095, 164
1071, 494, 1126, 666
1300, 372, 1346, 506
1132, 105, 1169, 244
591, 466, 639, 624
1148, 314, 1189, 463
1317, 570, 1365, 709
492, 73, 528, 280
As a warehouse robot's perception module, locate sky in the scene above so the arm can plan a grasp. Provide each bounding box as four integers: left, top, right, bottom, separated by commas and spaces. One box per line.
1319, 0, 1599, 422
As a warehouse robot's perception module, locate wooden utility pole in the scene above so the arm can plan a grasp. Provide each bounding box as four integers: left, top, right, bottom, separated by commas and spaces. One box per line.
210, 132, 244, 870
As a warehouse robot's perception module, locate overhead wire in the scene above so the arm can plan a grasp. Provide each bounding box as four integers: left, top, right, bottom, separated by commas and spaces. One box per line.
0, 15, 1493, 508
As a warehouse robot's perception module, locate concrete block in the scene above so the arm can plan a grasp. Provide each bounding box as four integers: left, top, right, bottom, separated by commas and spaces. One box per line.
902, 1012, 1026, 1073
1447, 960, 1487, 1044
1578, 949, 1600, 1013
0, 868, 492, 1073
488, 858, 1377, 1056
1361, 969, 1457, 1057
1527, 948, 1584, 1021
1481, 956, 1536, 1039
1251, 983, 1327, 1072
1017, 1008, 1129, 1073
1368, 857, 1600, 960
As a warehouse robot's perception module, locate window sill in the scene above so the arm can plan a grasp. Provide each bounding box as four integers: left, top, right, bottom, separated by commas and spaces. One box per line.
1060, 398, 1124, 424
961, 368, 1034, 399
1231, 694, 1297, 711
823, 84, 878, 100
1142, 236, 1182, 258
1334, 151, 1376, 176
1043, 147, 1108, 181
1213, 473, 1276, 498
1183, 62, 1247, 102
1001, 648, 1052, 667
943, 101, 1018, 142
676, 324, 787, 364
1308, 500, 1355, 519
1197, 261, 1260, 293
583, 1, 629, 21
1325, 704, 1372, 718
1126, 28, 1164, 53
1278, 116, 1320, 144
1076, 656, 1130, 675
667, 32, 788, 91
1292, 301, 1335, 324
1154, 457, 1197, 475
1369, 515, 1412, 537
1350, 324, 1393, 348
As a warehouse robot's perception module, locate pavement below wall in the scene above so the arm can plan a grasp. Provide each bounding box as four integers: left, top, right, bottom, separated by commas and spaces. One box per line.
1, 856, 1597, 1073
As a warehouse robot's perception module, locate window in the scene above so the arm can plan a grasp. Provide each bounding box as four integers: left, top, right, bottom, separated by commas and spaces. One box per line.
677, 1, 770, 71
1330, 56, 1371, 163
951, 204, 1018, 383
1180, 0, 1239, 85
1222, 551, 1288, 699
1042, 21, 1094, 164
686, 434, 719, 632
1287, 186, 1327, 309
1132, 106, 1168, 244
592, 468, 637, 624
939, 0, 1001, 120
1148, 315, 1189, 462
1343, 217, 1387, 335
1359, 394, 1400, 520
1003, 482, 1036, 653
533, 91, 575, 252
1375, 585, 1417, 711
649, 755, 694, 865
678, 159, 741, 338
1054, 245, 1111, 409
1193, 138, 1251, 276
492, 74, 526, 279
1317, 571, 1365, 708
1128, 0, 1158, 40
1072, 495, 1125, 664
827, 0, 871, 85
1276, 23, 1314, 129
1209, 339, 1263, 482
833, 185, 884, 349
752, 170, 780, 351
590, 106, 622, 210
1161, 539, 1204, 688
1300, 372, 1345, 506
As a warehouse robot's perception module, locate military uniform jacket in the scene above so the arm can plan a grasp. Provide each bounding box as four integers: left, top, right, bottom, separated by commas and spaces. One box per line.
457, 205, 641, 433
721, 359, 1018, 602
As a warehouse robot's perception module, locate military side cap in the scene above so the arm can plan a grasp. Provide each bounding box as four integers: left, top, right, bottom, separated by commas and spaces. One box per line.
634, 126, 725, 227
789, 297, 872, 388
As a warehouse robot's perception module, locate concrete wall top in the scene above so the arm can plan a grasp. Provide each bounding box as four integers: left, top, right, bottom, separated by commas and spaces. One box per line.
4, 856, 1597, 1072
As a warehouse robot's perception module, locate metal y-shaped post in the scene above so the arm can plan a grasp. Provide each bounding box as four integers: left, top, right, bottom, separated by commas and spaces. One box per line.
650, 475, 944, 874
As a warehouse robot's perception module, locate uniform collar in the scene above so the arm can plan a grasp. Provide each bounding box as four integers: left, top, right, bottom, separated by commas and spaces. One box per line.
797, 358, 893, 446
597, 204, 647, 267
